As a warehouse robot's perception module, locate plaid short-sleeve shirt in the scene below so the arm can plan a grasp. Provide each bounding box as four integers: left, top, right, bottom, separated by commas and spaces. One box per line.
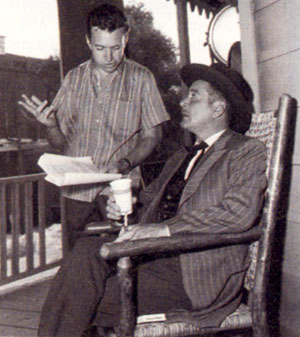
51, 58, 169, 201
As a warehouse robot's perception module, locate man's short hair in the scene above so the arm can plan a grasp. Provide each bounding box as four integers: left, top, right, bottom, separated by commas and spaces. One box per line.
87, 4, 130, 38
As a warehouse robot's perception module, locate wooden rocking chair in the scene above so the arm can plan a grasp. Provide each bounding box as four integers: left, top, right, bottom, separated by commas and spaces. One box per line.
94, 94, 294, 337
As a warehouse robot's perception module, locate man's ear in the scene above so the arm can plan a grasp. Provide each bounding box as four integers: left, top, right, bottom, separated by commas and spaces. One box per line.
212, 100, 226, 119
86, 35, 91, 50
123, 30, 130, 45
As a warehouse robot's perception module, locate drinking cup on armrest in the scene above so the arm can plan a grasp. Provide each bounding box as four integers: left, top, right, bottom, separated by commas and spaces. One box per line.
110, 178, 133, 215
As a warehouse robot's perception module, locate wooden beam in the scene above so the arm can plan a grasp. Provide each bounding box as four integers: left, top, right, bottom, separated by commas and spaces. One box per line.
238, 0, 261, 113
176, 0, 190, 67
100, 226, 263, 260
175, 1, 193, 145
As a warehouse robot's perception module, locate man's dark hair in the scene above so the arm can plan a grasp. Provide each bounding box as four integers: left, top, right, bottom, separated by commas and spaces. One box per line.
87, 4, 129, 38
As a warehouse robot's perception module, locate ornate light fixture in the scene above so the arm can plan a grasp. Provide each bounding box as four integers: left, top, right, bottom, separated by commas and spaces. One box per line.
206, 5, 240, 65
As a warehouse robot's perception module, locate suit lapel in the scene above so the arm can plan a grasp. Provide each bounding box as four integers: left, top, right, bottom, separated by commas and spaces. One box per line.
179, 130, 234, 208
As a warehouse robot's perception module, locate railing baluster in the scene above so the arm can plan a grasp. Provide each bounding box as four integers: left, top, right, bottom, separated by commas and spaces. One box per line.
38, 179, 46, 267
25, 181, 34, 271
0, 173, 63, 286
11, 183, 20, 276
0, 184, 7, 278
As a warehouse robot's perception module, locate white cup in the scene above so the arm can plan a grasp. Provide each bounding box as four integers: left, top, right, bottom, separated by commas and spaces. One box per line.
110, 178, 133, 215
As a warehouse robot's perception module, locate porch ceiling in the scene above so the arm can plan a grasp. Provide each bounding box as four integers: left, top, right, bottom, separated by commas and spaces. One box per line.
167, 0, 238, 17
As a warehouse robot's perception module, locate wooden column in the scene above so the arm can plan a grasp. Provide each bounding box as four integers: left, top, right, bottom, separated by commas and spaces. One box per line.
176, 0, 190, 67
238, 0, 261, 113
175, 0, 193, 145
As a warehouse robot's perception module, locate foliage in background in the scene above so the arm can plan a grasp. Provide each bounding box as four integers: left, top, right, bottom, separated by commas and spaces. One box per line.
17, 55, 61, 141
125, 3, 183, 161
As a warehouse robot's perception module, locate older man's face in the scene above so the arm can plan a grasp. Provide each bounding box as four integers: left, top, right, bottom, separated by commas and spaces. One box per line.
180, 80, 215, 134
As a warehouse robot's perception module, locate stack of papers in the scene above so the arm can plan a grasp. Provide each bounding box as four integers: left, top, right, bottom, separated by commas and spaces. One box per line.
38, 153, 122, 187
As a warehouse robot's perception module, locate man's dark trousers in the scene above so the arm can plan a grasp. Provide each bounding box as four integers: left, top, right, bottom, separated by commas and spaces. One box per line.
63, 195, 109, 249
38, 235, 191, 337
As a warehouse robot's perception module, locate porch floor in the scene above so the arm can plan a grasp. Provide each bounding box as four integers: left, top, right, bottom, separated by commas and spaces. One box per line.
0, 277, 53, 337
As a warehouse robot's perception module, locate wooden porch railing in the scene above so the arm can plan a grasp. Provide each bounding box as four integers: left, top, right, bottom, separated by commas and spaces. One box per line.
0, 173, 66, 286
0, 161, 166, 286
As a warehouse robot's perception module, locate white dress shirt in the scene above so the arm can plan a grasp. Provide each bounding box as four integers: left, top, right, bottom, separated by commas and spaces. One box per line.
184, 129, 227, 180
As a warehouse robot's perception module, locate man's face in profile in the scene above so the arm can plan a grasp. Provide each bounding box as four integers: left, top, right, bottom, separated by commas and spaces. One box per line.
180, 80, 215, 134
87, 26, 128, 75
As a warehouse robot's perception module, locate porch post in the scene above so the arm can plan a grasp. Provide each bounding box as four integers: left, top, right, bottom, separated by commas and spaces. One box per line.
176, 0, 191, 67
238, 0, 261, 113
175, 0, 193, 145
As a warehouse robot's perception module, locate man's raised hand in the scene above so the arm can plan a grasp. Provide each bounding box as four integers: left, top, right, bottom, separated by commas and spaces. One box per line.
18, 94, 57, 127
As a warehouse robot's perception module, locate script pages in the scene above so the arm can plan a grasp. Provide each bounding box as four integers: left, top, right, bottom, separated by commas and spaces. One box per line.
38, 153, 122, 187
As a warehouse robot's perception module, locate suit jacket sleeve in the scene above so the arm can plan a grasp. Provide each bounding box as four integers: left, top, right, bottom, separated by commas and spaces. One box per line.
164, 139, 267, 235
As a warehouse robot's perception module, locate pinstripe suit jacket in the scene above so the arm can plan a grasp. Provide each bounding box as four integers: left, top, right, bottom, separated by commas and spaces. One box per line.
139, 129, 267, 325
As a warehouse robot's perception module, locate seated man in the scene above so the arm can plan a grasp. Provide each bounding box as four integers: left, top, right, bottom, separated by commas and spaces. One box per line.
38, 63, 267, 337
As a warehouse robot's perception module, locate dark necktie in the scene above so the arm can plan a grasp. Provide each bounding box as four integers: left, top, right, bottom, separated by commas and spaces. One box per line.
157, 141, 208, 221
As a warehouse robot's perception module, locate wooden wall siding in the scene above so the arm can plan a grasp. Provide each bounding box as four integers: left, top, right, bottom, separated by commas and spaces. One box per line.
249, 0, 300, 335
253, 0, 300, 163
280, 219, 300, 335
257, 55, 300, 166
287, 164, 300, 222
280, 272, 300, 337
254, 0, 278, 11
255, 1, 290, 63
281, 219, 300, 278
255, 1, 298, 107
253, 0, 300, 211
257, 53, 300, 112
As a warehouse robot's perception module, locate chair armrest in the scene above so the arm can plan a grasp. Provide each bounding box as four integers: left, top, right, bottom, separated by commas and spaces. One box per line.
100, 226, 263, 260
73, 221, 120, 237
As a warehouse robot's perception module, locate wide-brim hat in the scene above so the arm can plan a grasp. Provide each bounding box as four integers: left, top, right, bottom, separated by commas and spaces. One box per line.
180, 62, 254, 133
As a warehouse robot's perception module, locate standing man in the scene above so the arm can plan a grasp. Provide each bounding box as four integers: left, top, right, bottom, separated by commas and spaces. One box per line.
18, 4, 169, 247
37, 62, 267, 337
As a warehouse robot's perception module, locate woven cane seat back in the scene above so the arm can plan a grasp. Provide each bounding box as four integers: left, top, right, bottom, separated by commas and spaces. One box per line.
244, 111, 276, 290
